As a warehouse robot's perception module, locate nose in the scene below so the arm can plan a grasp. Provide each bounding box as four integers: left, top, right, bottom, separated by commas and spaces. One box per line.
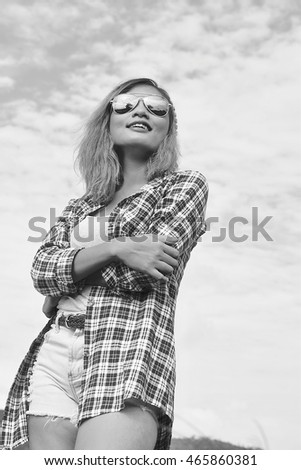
132, 98, 149, 118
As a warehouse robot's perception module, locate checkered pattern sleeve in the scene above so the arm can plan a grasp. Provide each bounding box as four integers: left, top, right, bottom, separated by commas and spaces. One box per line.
148, 171, 208, 252
101, 171, 208, 292
30, 198, 85, 296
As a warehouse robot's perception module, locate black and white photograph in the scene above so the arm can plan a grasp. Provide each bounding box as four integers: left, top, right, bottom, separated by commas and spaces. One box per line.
0, 0, 300, 459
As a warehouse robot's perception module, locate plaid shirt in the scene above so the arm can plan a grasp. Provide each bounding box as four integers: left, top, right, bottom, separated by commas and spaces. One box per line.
1, 170, 208, 450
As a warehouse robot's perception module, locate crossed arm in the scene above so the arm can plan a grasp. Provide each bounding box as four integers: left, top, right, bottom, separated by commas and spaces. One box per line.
42, 234, 179, 316
33, 171, 208, 316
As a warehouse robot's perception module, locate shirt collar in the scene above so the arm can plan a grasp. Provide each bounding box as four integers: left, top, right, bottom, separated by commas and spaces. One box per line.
81, 173, 167, 216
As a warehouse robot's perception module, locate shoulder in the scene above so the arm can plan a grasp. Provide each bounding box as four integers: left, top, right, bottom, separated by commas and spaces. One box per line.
163, 170, 208, 193
57, 196, 87, 221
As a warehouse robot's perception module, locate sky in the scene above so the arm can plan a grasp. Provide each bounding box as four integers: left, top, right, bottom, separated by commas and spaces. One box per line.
0, 0, 300, 450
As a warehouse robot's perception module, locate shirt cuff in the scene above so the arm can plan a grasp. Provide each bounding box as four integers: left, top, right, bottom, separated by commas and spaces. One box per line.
55, 247, 86, 294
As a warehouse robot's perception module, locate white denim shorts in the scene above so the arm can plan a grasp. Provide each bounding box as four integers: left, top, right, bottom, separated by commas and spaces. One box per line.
27, 324, 84, 425
27, 323, 159, 428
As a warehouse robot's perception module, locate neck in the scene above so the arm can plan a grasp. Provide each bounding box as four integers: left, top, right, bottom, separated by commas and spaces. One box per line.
117, 147, 150, 189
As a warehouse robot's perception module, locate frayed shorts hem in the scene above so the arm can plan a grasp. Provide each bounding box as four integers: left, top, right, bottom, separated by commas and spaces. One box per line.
26, 401, 159, 430
26, 411, 79, 426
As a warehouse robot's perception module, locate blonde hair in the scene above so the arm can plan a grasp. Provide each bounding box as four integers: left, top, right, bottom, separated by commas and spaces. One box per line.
75, 78, 180, 203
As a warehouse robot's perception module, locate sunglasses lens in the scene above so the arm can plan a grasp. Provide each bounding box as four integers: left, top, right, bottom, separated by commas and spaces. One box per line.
144, 97, 169, 116
112, 94, 169, 116
112, 94, 137, 114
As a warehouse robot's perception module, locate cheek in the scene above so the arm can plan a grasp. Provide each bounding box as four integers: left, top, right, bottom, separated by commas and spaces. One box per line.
155, 119, 169, 140
109, 116, 123, 142
160, 114, 170, 134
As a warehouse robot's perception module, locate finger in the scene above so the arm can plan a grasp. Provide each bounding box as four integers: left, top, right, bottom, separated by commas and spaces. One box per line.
43, 296, 60, 307
44, 309, 56, 318
155, 261, 174, 274
42, 303, 55, 314
157, 234, 178, 244
160, 252, 179, 267
162, 243, 179, 258
148, 269, 169, 282
165, 236, 178, 245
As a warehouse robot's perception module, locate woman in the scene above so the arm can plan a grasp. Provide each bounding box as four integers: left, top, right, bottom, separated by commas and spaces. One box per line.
1, 78, 208, 450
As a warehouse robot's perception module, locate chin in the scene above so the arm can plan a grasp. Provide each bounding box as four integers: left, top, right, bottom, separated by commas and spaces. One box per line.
114, 141, 160, 156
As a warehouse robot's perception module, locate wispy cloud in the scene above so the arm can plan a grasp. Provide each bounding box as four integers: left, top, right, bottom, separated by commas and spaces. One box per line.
0, 76, 15, 88
0, 0, 300, 449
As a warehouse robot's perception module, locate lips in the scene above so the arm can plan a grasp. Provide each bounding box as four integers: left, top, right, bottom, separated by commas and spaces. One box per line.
127, 120, 152, 131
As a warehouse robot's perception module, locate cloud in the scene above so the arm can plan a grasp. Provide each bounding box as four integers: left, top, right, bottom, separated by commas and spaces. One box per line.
0, 0, 300, 448
0, 76, 15, 88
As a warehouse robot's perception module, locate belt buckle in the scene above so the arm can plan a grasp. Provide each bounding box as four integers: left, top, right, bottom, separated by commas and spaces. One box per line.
64, 315, 72, 329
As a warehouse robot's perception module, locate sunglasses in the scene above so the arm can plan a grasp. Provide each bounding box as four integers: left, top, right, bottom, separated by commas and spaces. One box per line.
110, 93, 171, 117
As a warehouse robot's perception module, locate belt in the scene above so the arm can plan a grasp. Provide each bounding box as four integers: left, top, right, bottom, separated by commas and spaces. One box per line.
58, 314, 85, 329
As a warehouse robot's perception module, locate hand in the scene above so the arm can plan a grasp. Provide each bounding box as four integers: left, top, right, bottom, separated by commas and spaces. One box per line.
42, 295, 62, 318
112, 234, 179, 281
